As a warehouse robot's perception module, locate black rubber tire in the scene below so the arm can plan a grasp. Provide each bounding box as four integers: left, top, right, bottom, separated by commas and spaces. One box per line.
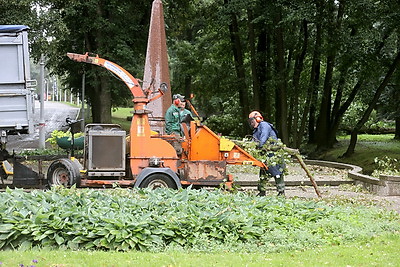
139, 173, 177, 189
47, 158, 81, 187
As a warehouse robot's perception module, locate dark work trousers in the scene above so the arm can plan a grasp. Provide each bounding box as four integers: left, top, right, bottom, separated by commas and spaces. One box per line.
258, 153, 285, 194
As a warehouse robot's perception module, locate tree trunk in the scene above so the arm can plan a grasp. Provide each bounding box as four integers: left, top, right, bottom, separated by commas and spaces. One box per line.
83, 3, 113, 123
343, 50, 400, 157
326, 71, 346, 146
330, 81, 362, 141
315, 53, 334, 149
395, 117, 400, 140
261, 29, 273, 117
247, 8, 260, 111
303, 19, 321, 145
325, 25, 392, 149
91, 74, 112, 123
273, 8, 289, 144
291, 19, 308, 147
315, 0, 345, 150
184, 75, 192, 100
225, 0, 249, 132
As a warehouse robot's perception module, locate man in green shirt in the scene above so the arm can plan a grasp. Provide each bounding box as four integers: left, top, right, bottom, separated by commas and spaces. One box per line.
165, 94, 185, 136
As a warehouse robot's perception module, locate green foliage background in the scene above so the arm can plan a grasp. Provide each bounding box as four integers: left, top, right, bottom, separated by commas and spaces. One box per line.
2, 0, 400, 152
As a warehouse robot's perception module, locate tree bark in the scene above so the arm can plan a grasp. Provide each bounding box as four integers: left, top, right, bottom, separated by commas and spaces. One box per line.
83, 2, 113, 123
184, 75, 192, 100
261, 29, 273, 117
225, 0, 249, 131
273, 8, 289, 144
330, 81, 362, 140
395, 117, 400, 140
91, 73, 112, 123
302, 19, 321, 145
247, 8, 261, 110
343, 50, 400, 157
315, 54, 334, 149
323, 24, 392, 149
290, 20, 308, 147
315, 0, 345, 150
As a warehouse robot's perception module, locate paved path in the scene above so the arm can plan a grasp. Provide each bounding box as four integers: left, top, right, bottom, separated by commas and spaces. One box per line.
229, 163, 351, 189
230, 163, 400, 213
6, 101, 80, 152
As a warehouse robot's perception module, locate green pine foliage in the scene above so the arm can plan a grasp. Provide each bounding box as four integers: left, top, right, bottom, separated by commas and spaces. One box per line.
0, 187, 398, 252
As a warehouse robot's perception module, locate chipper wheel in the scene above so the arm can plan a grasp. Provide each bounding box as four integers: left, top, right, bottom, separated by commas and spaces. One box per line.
139, 173, 178, 189
47, 158, 81, 187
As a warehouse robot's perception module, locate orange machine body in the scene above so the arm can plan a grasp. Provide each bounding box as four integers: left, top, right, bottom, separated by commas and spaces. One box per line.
178, 121, 265, 187
67, 53, 266, 188
129, 112, 178, 175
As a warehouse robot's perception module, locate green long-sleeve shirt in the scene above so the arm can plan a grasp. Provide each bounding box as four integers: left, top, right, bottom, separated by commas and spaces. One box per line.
165, 104, 181, 135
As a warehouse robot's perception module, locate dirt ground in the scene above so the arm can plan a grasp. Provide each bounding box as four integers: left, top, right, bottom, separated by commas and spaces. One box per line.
285, 185, 400, 214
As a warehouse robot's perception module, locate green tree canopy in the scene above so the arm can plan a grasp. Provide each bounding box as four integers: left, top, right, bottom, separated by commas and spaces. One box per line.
3, 0, 400, 155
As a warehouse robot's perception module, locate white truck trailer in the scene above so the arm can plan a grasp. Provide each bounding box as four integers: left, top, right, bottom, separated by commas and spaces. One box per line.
0, 25, 35, 146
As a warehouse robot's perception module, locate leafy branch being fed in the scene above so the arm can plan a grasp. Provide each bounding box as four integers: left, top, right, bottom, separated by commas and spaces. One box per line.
235, 137, 322, 198
234, 137, 292, 175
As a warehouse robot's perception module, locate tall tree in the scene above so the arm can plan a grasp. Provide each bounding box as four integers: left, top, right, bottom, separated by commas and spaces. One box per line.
224, 0, 250, 133
36, 0, 149, 123
314, 0, 345, 150
304, 0, 323, 146
289, 19, 308, 147
343, 50, 400, 157
271, 5, 289, 144
0, 0, 36, 25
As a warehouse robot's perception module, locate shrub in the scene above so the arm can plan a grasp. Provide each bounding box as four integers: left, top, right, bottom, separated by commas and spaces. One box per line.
0, 187, 398, 252
372, 156, 400, 177
46, 130, 84, 149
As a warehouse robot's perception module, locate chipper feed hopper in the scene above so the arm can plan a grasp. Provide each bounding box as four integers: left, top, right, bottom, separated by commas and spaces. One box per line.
45, 53, 266, 189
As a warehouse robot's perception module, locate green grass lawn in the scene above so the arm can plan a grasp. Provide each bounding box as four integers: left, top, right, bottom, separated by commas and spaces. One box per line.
313, 134, 400, 174
73, 106, 132, 132
1, 234, 399, 266
112, 107, 133, 131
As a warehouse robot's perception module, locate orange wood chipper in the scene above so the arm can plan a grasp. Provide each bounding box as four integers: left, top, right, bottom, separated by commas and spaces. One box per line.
44, 53, 267, 189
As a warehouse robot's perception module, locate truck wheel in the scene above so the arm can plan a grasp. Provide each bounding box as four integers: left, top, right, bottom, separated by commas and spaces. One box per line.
47, 158, 81, 187
139, 173, 177, 189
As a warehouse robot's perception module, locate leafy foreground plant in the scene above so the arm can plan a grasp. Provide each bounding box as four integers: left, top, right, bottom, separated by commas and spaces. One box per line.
0, 187, 398, 253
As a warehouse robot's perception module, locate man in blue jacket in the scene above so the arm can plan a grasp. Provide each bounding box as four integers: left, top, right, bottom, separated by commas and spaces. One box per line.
249, 111, 285, 196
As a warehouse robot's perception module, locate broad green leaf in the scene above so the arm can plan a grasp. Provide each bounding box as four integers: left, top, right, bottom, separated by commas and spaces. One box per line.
55, 234, 64, 245
0, 224, 13, 233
